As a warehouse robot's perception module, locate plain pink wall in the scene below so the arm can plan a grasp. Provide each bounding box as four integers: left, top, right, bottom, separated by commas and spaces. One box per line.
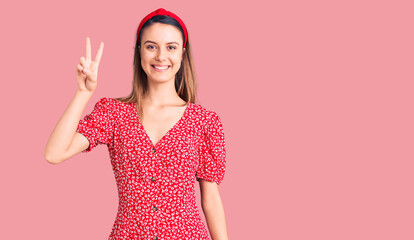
1, 0, 413, 239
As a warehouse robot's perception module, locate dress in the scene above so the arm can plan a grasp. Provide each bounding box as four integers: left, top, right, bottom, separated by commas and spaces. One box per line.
76, 97, 226, 240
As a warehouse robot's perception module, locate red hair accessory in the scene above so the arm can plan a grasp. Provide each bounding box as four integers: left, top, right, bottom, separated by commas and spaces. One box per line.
137, 8, 188, 48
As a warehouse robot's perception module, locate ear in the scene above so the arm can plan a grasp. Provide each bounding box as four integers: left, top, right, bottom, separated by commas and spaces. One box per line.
181, 48, 185, 61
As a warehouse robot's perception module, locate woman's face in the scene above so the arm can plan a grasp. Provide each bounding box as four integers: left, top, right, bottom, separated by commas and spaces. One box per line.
140, 22, 185, 83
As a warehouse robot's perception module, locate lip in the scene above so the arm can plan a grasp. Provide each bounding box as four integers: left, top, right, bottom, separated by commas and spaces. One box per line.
151, 65, 170, 72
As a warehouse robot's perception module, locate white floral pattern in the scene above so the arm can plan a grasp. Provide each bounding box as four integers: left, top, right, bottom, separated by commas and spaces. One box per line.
76, 97, 226, 240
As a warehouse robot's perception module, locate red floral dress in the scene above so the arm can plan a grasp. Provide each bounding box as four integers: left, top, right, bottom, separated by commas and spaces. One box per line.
76, 97, 226, 240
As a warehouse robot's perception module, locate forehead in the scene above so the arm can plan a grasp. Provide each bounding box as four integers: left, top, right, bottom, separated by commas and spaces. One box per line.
141, 22, 183, 44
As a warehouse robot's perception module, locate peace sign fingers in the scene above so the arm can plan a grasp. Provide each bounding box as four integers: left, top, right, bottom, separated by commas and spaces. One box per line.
94, 42, 104, 66
77, 37, 104, 93
82, 37, 104, 71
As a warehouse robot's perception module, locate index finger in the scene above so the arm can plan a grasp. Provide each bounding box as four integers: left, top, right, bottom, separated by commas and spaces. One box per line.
85, 37, 91, 61
94, 42, 104, 65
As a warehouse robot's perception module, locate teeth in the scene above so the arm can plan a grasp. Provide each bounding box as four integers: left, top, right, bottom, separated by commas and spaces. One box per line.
153, 65, 169, 70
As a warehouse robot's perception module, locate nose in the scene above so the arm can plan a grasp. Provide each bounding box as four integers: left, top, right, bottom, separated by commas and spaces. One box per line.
155, 47, 167, 61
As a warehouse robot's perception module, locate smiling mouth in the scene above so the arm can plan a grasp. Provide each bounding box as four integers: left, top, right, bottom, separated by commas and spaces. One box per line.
151, 65, 170, 71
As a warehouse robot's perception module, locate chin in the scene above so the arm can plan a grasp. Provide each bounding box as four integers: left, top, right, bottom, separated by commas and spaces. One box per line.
147, 75, 173, 82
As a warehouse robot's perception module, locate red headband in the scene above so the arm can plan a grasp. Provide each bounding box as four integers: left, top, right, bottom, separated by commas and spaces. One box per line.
137, 8, 188, 48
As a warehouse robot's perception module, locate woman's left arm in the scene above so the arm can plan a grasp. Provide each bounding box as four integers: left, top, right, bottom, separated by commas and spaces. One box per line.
199, 179, 229, 240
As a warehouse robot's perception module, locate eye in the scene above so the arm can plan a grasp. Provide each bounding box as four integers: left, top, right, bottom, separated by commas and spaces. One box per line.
168, 46, 177, 50
146, 45, 155, 49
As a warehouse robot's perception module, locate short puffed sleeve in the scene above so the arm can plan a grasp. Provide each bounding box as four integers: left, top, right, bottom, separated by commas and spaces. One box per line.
196, 111, 227, 185
76, 97, 116, 153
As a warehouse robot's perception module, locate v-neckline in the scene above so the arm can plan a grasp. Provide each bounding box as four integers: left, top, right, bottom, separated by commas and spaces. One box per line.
133, 102, 192, 148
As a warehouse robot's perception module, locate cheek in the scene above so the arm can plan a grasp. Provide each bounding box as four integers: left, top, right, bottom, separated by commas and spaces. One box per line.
140, 58, 147, 71
140, 54, 150, 63
171, 55, 183, 65
141, 56, 154, 71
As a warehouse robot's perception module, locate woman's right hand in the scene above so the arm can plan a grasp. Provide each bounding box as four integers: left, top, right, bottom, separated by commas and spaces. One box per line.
76, 37, 104, 93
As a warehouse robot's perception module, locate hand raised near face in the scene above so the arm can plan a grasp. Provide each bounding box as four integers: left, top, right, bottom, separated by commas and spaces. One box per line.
76, 37, 104, 93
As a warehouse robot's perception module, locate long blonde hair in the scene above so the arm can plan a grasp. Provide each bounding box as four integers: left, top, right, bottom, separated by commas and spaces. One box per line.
114, 15, 198, 117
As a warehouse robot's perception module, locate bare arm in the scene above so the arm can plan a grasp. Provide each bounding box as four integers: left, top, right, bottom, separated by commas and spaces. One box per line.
44, 90, 94, 164
44, 37, 104, 164
199, 179, 229, 240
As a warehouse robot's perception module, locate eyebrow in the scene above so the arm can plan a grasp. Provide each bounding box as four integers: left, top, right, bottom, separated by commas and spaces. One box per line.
144, 40, 180, 45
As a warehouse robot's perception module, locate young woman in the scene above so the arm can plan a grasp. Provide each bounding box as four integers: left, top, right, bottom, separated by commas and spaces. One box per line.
44, 8, 228, 240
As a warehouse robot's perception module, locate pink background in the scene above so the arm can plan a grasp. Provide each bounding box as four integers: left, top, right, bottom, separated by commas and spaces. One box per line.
1, 0, 413, 239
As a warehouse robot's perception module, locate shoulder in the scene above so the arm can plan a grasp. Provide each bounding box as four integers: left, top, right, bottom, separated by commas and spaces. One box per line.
191, 102, 224, 129
90, 97, 120, 116
95, 97, 115, 105
96, 97, 136, 108
92, 97, 115, 109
